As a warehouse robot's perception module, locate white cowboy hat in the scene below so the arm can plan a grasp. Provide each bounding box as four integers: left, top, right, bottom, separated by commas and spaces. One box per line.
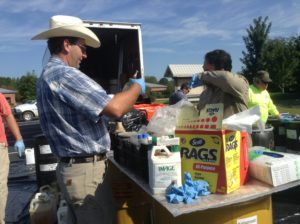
32, 15, 100, 48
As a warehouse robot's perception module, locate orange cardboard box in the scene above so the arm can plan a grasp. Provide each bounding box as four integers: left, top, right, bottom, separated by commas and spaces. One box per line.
176, 129, 249, 194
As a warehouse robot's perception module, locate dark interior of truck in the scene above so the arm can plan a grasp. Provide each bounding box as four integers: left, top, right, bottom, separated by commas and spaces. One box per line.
80, 28, 141, 94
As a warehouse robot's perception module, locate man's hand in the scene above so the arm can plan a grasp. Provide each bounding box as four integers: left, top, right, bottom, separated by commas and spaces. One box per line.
188, 74, 202, 88
14, 140, 25, 157
129, 78, 146, 94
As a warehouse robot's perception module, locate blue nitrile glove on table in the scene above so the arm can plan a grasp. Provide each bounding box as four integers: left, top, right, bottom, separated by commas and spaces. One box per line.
166, 172, 210, 204
188, 74, 202, 88
14, 140, 25, 157
129, 78, 146, 94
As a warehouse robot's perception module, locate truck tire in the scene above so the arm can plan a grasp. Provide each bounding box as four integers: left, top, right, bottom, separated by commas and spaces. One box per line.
22, 111, 34, 121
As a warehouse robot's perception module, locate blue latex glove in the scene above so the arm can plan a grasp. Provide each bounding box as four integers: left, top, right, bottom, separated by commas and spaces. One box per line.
129, 78, 146, 94
14, 140, 25, 157
188, 74, 202, 88
166, 172, 210, 204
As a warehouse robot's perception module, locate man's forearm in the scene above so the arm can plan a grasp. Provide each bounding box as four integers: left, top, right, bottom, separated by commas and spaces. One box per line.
6, 114, 23, 141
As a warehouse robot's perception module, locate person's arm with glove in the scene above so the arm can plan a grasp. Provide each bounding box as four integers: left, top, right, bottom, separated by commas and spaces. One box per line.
201, 71, 249, 102
188, 73, 202, 88
102, 78, 146, 118
5, 113, 25, 157
128, 78, 146, 94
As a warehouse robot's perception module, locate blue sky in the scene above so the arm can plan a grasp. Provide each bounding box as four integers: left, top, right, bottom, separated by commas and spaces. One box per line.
1, 0, 300, 80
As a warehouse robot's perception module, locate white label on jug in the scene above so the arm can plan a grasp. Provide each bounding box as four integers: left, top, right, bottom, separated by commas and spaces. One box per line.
278, 126, 286, 135
154, 164, 178, 188
40, 163, 57, 171
286, 129, 297, 139
237, 215, 257, 224
39, 145, 52, 154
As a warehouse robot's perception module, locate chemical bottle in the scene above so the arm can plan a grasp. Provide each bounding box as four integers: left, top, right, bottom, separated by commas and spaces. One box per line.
148, 145, 182, 194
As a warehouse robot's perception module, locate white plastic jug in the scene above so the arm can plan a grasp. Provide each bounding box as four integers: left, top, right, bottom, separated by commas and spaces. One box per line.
57, 200, 68, 224
25, 148, 35, 165
148, 145, 182, 194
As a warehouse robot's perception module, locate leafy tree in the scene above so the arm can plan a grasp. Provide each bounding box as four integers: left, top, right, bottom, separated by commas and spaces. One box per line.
159, 77, 174, 97
241, 16, 271, 81
0, 77, 18, 90
291, 35, 300, 92
17, 71, 38, 102
158, 77, 169, 85
262, 38, 298, 93
145, 76, 158, 84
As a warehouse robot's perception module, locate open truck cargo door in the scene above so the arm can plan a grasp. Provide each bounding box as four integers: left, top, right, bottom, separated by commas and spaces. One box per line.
80, 20, 144, 94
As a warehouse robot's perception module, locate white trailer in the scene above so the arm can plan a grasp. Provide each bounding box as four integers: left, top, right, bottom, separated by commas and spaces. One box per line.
81, 20, 144, 94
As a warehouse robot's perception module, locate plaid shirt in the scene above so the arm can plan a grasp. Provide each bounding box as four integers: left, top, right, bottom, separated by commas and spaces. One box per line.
37, 56, 111, 158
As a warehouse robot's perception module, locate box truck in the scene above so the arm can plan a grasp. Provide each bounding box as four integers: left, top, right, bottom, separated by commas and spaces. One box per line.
79, 20, 144, 94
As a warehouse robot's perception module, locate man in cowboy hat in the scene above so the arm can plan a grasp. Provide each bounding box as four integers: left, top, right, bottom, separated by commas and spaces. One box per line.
248, 70, 280, 123
32, 15, 145, 224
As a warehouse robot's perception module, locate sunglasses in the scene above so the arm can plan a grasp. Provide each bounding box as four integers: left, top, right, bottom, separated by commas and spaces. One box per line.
261, 80, 269, 85
76, 43, 87, 54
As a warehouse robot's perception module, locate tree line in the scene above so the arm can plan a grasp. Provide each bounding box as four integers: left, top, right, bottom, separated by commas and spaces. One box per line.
241, 16, 300, 93
0, 71, 38, 103
0, 71, 172, 104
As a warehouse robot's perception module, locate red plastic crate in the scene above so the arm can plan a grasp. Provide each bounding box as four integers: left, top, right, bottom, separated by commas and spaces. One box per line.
133, 104, 165, 121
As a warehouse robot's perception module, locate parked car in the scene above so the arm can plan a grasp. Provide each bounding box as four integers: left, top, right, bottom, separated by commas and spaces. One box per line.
13, 100, 39, 121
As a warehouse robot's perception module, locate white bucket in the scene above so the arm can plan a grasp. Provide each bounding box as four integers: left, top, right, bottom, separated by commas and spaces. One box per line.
25, 148, 35, 165
148, 145, 182, 194
57, 200, 68, 224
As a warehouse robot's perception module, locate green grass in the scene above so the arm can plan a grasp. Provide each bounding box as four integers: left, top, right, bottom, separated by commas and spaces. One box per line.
153, 98, 168, 104
271, 92, 300, 115
274, 99, 300, 115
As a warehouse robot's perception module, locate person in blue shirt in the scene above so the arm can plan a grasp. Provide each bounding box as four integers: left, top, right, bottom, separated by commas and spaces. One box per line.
32, 15, 145, 224
169, 83, 190, 105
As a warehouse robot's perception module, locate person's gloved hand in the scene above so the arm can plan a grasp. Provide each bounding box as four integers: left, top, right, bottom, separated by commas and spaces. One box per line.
14, 140, 25, 157
188, 74, 202, 88
129, 78, 146, 94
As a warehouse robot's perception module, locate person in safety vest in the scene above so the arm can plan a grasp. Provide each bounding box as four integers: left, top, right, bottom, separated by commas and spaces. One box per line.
248, 70, 280, 123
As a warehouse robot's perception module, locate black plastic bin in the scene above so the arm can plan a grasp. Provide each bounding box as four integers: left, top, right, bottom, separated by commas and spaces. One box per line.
251, 126, 275, 149
267, 119, 286, 147
285, 121, 300, 153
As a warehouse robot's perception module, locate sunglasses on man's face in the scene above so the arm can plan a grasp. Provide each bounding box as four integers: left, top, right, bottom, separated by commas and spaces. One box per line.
261, 80, 269, 85
76, 43, 87, 54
